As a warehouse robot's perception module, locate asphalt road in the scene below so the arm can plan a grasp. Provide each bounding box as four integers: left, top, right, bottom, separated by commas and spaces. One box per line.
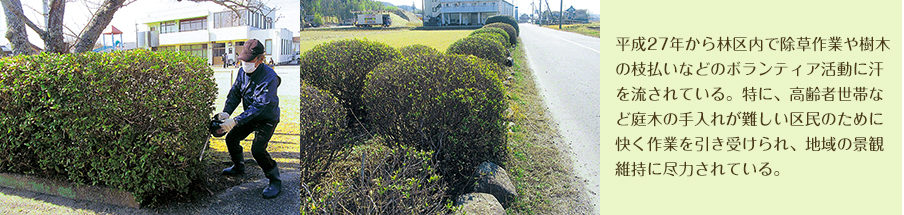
520, 24, 600, 214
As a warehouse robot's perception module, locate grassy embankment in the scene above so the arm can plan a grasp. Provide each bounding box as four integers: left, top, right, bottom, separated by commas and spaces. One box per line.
301, 29, 585, 214
543, 22, 600, 38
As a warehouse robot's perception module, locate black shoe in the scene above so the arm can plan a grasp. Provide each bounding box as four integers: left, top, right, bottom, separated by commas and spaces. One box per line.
221, 164, 245, 175
262, 167, 282, 199
221, 153, 245, 175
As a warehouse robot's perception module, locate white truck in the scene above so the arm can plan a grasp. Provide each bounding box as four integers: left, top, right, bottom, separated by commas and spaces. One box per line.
355, 13, 391, 28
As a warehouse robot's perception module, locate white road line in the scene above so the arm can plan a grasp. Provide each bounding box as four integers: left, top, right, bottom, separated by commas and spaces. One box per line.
540, 29, 601, 54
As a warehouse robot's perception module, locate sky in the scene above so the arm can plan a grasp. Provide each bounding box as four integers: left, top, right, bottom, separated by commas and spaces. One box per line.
379, 0, 600, 15
0, 0, 300, 48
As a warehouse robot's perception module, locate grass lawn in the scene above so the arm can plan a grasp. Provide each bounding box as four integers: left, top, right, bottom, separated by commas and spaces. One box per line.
543, 22, 600, 38
300, 29, 473, 53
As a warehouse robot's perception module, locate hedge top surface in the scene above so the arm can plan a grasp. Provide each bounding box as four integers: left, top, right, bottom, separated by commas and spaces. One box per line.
399, 44, 441, 57
471, 27, 511, 46
485, 15, 519, 35
446, 36, 508, 67
482, 22, 518, 45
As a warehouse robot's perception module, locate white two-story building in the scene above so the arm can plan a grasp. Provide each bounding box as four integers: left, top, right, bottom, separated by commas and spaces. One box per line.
423, 0, 515, 26
138, 6, 293, 65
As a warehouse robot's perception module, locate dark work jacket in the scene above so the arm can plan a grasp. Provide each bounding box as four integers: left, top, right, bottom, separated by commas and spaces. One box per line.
223, 64, 280, 125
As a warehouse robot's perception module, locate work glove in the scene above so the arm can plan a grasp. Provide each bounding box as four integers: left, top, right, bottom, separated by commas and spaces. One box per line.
214, 112, 230, 121
220, 118, 237, 133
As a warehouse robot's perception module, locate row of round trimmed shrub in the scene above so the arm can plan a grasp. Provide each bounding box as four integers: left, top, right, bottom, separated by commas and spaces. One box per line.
363, 49, 507, 194
483, 22, 518, 45
399, 44, 441, 57
447, 36, 509, 67
0, 50, 216, 204
486, 15, 519, 36
299, 39, 400, 126
470, 27, 510, 47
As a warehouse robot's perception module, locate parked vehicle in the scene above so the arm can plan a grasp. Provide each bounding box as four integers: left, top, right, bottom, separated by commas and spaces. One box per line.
355, 13, 391, 28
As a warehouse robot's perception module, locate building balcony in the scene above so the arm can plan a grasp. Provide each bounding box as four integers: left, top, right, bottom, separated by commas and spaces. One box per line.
441, 5, 498, 13
209, 26, 252, 42
158, 30, 209, 45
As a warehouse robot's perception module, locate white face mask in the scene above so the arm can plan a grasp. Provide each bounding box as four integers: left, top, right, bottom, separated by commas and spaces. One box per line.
242, 61, 257, 74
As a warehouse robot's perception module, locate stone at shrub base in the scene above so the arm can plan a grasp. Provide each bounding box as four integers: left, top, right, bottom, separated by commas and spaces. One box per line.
472, 162, 518, 207
454, 193, 506, 215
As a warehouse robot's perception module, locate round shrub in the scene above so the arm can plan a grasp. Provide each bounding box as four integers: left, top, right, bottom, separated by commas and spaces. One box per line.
305, 142, 447, 214
0, 50, 216, 204
470, 27, 510, 47
471, 33, 509, 49
485, 15, 519, 36
299, 81, 346, 184
398, 44, 440, 57
299, 39, 400, 126
446, 36, 508, 67
364, 52, 506, 194
483, 22, 518, 45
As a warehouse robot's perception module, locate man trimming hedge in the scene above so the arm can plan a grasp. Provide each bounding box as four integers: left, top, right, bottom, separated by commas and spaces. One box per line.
214, 39, 283, 199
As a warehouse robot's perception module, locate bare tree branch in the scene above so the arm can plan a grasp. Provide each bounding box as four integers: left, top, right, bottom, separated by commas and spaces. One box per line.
184, 0, 274, 16
73, 0, 126, 53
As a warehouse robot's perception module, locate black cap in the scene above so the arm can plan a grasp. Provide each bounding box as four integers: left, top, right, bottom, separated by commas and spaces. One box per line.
238, 39, 265, 62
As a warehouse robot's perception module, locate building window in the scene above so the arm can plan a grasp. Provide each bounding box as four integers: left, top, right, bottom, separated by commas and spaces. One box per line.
160, 21, 177, 34
179, 44, 207, 58
265, 39, 272, 54
213, 10, 245, 28
158, 45, 176, 51
179, 17, 207, 32
212, 9, 272, 29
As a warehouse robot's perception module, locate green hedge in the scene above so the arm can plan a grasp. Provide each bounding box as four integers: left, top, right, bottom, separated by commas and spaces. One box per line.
364, 52, 506, 194
0, 50, 216, 204
299, 39, 400, 126
306, 142, 447, 214
483, 22, 518, 45
470, 28, 510, 47
447, 36, 509, 67
299, 81, 346, 184
398, 44, 441, 57
486, 15, 519, 36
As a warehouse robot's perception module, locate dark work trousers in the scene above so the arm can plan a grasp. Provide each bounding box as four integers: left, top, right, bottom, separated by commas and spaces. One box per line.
224, 120, 279, 171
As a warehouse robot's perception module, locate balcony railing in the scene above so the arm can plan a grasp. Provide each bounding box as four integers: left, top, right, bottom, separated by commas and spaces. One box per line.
441, 5, 497, 13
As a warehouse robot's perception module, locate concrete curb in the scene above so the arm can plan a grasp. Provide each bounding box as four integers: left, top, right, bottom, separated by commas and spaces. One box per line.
0, 173, 139, 208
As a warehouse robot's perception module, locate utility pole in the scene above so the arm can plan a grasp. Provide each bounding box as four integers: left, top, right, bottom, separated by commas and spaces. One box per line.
558, 0, 563, 29
537, 0, 542, 25
300, 2, 305, 31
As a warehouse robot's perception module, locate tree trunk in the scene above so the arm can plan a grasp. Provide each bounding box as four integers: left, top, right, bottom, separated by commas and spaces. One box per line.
1, 0, 36, 55
42, 0, 67, 53
73, 0, 125, 53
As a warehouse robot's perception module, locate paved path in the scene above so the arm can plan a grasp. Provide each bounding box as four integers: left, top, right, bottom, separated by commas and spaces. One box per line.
0, 168, 300, 215
520, 24, 600, 214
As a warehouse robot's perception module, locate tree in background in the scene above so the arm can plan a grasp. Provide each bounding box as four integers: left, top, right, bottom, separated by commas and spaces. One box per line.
1, 0, 275, 54
305, 0, 384, 24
